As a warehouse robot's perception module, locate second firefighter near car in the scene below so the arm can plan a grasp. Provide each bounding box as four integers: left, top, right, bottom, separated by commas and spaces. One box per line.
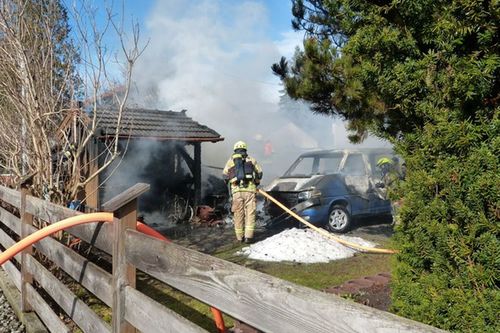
223, 141, 263, 243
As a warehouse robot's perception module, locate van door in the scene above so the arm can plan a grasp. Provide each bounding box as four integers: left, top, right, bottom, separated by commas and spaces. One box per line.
341, 153, 370, 216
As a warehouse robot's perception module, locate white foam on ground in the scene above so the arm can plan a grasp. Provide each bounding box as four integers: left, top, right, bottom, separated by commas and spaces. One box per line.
237, 228, 377, 263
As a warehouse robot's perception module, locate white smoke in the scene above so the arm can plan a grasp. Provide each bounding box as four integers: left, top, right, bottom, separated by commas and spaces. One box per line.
130, 0, 390, 184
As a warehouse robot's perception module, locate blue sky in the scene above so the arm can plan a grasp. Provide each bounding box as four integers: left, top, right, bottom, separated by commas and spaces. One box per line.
123, 0, 295, 41
67, 0, 301, 93
70, 0, 297, 50
86, 0, 304, 110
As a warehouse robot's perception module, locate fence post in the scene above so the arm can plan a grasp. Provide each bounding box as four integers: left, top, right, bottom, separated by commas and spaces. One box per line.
105, 183, 149, 333
20, 181, 33, 312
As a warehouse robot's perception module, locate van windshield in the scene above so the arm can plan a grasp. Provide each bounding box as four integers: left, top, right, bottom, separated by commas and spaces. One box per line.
284, 153, 343, 177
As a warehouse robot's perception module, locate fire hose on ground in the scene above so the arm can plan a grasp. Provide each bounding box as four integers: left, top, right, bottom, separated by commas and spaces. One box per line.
0, 212, 227, 333
257, 189, 397, 254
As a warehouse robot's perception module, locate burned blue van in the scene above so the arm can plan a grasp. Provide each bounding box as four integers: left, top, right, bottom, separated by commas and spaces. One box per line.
264, 148, 400, 232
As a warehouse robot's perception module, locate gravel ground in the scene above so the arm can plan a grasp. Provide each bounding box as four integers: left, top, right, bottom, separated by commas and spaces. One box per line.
0, 289, 25, 333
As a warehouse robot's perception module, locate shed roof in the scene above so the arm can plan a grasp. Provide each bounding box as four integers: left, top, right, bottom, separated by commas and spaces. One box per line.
94, 108, 223, 143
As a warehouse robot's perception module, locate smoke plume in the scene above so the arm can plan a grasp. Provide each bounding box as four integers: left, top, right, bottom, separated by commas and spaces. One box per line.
128, 0, 390, 184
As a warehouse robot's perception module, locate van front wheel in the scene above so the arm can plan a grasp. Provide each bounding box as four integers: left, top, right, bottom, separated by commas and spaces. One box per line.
327, 205, 351, 233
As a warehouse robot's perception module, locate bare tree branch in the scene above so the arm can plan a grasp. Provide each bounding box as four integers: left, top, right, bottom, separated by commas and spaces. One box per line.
0, 0, 146, 207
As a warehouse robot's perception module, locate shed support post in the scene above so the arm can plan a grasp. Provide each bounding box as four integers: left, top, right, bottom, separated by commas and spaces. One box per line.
194, 142, 201, 206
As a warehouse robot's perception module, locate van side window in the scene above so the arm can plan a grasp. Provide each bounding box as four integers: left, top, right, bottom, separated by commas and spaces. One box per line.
318, 155, 343, 174
343, 154, 365, 176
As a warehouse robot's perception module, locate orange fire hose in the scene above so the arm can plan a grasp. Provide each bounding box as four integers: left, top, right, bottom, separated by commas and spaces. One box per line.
0, 213, 226, 333
257, 189, 397, 254
136, 221, 227, 333
0, 212, 114, 266
136, 221, 172, 243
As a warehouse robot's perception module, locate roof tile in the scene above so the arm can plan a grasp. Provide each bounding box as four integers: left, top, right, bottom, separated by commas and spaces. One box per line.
94, 108, 223, 142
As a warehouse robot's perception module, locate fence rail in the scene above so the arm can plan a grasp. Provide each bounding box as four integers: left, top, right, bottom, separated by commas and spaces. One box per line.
0, 183, 445, 333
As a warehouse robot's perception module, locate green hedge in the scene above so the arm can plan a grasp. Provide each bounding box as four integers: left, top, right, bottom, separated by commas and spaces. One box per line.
392, 115, 499, 332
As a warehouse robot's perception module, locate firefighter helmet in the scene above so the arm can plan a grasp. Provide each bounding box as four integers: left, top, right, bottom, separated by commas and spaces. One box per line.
233, 141, 247, 151
376, 157, 393, 167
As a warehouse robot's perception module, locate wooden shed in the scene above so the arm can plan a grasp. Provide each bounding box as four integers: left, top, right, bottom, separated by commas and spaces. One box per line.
80, 107, 224, 211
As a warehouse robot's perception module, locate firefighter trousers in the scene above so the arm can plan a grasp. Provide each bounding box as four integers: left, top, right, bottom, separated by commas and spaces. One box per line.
231, 191, 256, 240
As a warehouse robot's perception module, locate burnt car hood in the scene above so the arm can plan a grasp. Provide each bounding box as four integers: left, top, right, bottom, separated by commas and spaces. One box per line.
264, 175, 325, 192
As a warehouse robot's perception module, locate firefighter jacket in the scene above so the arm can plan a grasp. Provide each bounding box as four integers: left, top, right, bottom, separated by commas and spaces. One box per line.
375, 167, 401, 200
223, 153, 263, 193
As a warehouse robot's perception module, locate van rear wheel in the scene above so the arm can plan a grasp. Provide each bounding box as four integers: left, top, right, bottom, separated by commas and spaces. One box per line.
327, 205, 351, 233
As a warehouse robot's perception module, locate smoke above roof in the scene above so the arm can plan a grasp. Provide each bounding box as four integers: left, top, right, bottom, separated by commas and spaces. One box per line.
129, 0, 391, 184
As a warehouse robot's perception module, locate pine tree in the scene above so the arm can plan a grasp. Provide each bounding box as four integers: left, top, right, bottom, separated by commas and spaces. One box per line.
273, 1, 499, 331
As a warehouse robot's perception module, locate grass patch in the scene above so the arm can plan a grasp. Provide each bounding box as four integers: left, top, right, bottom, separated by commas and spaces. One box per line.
214, 243, 392, 290
253, 254, 392, 289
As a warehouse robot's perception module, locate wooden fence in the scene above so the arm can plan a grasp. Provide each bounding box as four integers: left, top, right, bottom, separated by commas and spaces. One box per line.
0, 183, 445, 333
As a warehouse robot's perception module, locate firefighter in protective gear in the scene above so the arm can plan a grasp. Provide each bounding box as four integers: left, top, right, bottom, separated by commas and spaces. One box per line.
376, 157, 405, 194
376, 157, 397, 197
375, 156, 404, 226
223, 141, 263, 243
